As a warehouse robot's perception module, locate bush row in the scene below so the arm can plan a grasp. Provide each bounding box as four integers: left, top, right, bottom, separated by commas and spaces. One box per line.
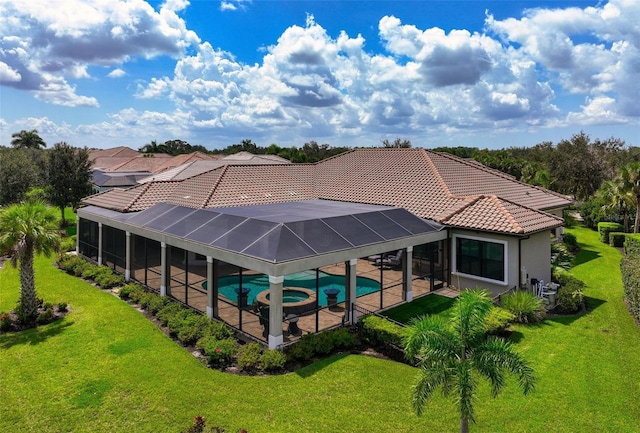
286, 327, 360, 362
118, 282, 286, 372
358, 315, 408, 348
624, 234, 640, 256
56, 254, 124, 289
621, 252, 640, 322
598, 222, 624, 244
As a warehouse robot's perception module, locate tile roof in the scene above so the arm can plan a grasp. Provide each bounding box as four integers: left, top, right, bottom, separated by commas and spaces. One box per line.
138, 153, 291, 183
81, 148, 571, 235
83, 181, 180, 212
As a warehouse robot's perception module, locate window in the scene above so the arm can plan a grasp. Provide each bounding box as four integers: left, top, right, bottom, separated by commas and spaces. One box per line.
455, 236, 505, 282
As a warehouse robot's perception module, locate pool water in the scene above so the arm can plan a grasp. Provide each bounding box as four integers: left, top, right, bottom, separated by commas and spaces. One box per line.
217, 270, 380, 306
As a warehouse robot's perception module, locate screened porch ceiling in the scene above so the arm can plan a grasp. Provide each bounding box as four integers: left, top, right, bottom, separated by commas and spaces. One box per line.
79, 199, 446, 274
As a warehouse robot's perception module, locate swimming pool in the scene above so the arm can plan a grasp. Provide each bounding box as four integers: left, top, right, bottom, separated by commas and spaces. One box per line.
215, 270, 381, 307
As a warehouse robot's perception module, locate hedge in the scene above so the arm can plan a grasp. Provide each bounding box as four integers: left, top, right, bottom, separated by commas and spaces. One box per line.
609, 232, 627, 248
358, 315, 408, 348
624, 234, 640, 256
620, 254, 640, 322
598, 222, 623, 244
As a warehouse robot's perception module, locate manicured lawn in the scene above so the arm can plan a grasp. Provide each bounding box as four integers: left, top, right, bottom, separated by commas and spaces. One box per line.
383, 293, 456, 324
1, 226, 639, 432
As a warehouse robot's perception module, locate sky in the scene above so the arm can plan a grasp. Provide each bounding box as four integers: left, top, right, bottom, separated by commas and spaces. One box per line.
0, 0, 638, 151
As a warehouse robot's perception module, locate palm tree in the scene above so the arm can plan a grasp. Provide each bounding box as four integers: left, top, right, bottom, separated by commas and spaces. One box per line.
10, 129, 47, 149
599, 179, 634, 233
404, 290, 536, 433
0, 201, 61, 322
619, 162, 640, 233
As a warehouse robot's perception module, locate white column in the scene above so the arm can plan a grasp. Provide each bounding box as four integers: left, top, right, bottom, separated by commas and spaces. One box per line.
403, 246, 414, 302
345, 259, 357, 324
160, 242, 167, 296
97, 222, 103, 265
75, 218, 80, 254
206, 256, 217, 319
125, 231, 131, 281
268, 275, 284, 349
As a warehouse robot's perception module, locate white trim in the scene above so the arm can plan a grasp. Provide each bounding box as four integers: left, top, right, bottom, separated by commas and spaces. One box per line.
269, 275, 284, 284
452, 233, 509, 286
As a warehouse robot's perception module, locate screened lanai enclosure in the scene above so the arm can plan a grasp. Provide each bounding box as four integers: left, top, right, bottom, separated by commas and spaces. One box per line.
77, 199, 449, 348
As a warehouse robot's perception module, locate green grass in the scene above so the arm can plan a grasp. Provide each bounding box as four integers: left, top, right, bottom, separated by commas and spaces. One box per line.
382, 293, 457, 324
1, 226, 639, 432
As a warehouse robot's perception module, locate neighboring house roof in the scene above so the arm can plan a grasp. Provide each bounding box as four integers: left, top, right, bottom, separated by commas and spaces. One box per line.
88, 146, 139, 159
92, 170, 154, 188
82, 148, 571, 235
138, 152, 291, 183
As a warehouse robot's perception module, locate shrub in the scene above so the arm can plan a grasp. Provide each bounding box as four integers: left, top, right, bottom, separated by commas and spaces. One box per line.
624, 234, 640, 256
358, 315, 407, 347
286, 333, 317, 362
59, 236, 76, 253
36, 307, 54, 325
56, 302, 68, 312
236, 342, 263, 371
609, 232, 626, 248
562, 232, 578, 249
326, 327, 359, 349
201, 320, 234, 340
156, 303, 186, 327
553, 273, 585, 314
93, 267, 125, 289
620, 255, 640, 321
118, 283, 145, 301
146, 295, 171, 315
551, 242, 574, 269
260, 349, 286, 371
176, 314, 211, 346
484, 306, 515, 334
598, 222, 623, 244
0, 312, 12, 332
197, 336, 237, 368
166, 309, 197, 336
81, 264, 103, 281
500, 291, 546, 323
71, 260, 92, 277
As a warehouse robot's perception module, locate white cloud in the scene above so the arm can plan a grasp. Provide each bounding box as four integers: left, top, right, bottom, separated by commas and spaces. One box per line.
108, 68, 126, 78
220, 0, 251, 12
0, 61, 21, 82
486, 0, 640, 123
0, 0, 198, 106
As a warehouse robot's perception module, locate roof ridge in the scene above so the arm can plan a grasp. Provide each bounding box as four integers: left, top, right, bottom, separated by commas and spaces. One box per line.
201, 165, 230, 208
487, 195, 524, 234
420, 149, 456, 198
492, 194, 565, 224
432, 150, 571, 203
437, 195, 481, 221
123, 182, 152, 212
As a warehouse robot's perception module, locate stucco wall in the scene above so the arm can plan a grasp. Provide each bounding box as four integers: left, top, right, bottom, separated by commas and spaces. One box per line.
520, 230, 553, 289
450, 229, 554, 297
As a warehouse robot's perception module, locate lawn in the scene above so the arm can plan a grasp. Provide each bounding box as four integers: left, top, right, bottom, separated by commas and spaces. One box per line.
1, 226, 639, 432
382, 293, 457, 324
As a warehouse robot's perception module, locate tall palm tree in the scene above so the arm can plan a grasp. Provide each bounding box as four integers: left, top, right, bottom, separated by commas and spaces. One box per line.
619, 162, 640, 233
10, 129, 47, 149
599, 179, 634, 232
404, 290, 536, 433
0, 201, 60, 322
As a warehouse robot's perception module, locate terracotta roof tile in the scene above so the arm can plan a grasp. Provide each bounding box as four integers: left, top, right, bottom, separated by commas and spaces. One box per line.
81, 148, 571, 235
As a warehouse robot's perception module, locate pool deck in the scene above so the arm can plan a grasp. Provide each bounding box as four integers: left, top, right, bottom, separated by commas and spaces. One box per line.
137, 259, 454, 346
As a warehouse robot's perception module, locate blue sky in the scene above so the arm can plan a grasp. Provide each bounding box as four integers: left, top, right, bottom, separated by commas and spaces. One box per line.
0, 0, 638, 150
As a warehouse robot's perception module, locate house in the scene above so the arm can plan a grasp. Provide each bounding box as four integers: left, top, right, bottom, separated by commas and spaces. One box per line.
76, 148, 571, 348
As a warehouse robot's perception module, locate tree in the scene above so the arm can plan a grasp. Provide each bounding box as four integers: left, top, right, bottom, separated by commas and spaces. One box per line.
599, 179, 635, 232
381, 138, 412, 148
0, 148, 47, 205
0, 201, 61, 322
139, 140, 164, 154
404, 290, 536, 433
10, 129, 47, 149
619, 162, 640, 233
47, 142, 93, 225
